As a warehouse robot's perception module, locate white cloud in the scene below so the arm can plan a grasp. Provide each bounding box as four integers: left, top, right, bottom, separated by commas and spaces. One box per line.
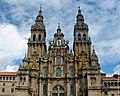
3, 65, 19, 72
0, 23, 26, 71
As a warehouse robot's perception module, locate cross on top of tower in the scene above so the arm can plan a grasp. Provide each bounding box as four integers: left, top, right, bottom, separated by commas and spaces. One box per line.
39, 4, 42, 16
40, 4, 42, 10
58, 23, 61, 29
78, 6, 81, 15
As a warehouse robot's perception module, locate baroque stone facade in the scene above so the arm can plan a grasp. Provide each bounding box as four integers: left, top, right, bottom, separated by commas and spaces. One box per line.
15, 8, 102, 96
15, 6, 102, 96
0, 6, 120, 96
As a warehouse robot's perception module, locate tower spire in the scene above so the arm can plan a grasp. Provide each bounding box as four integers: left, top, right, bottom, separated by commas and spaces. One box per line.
57, 23, 61, 34
76, 6, 84, 23
35, 4, 44, 24
39, 4, 42, 16
78, 6, 81, 15
92, 46, 95, 52
73, 6, 90, 58
92, 46, 98, 61
31, 5, 45, 30
58, 23, 61, 29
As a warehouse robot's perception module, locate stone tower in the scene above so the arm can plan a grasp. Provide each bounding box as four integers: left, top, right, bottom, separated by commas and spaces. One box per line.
73, 7, 102, 96
15, 6, 102, 96
15, 6, 47, 96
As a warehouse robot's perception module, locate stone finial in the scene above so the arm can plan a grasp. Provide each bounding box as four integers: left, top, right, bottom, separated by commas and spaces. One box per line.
78, 6, 81, 15
92, 46, 98, 60
39, 4, 42, 15
92, 45, 95, 52
78, 6, 80, 10
57, 23, 61, 34
58, 23, 60, 29
40, 4, 42, 10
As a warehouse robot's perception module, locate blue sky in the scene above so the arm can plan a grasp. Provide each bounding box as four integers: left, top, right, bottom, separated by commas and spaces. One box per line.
0, 0, 120, 76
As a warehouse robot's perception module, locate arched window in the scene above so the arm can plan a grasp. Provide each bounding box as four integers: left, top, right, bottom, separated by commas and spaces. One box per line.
57, 39, 61, 45
108, 82, 110, 86
111, 82, 113, 86
43, 85, 47, 96
38, 34, 41, 41
115, 82, 117, 86
53, 86, 58, 91
56, 68, 62, 77
104, 82, 107, 87
20, 77, 22, 81
24, 77, 26, 82
44, 69, 48, 78
119, 82, 120, 86
52, 85, 65, 96
33, 34, 36, 41
59, 86, 64, 91
56, 56, 62, 65
83, 34, 86, 40
78, 34, 81, 40
70, 84, 74, 95
69, 67, 74, 78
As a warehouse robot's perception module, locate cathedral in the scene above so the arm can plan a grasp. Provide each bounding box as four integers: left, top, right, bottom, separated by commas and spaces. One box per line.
0, 5, 120, 96
6, 6, 118, 96
15, 6, 102, 96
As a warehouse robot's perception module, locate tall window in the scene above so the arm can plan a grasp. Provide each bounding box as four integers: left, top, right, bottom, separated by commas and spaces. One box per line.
20, 77, 22, 81
44, 69, 48, 78
10, 77, 12, 80
43, 85, 47, 96
69, 67, 74, 78
2, 88, 5, 92
6, 77, 8, 80
83, 34, 86, 40
56, 68, 62, 77
33, 34, 36, 41
3, 77, 5, 80
24, 77, 26, 82
13, 77, 15, 80
78, 34, 81, 40
56, 56, 62, 64
70, 84, 74, 96
38, 34, 41, 41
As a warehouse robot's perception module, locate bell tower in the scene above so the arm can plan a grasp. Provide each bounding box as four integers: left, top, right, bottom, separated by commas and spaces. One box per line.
73, 6, 91, 59
73, 7, 102, 96
15, 6, 47, 96
27, 6, 47, 58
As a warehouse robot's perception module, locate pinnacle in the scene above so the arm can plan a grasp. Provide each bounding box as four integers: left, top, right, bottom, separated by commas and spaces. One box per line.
57, 23, 61, 34
39, 4, 42, 16
92, 46, 95, 53
58, 23, 61, 29
76, 6, 84, 24
78, 6, 81, 15
32, 5, 45, 30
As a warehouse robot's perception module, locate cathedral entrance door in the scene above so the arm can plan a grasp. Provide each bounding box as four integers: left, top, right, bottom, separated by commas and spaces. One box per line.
52, 85, 65, 96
